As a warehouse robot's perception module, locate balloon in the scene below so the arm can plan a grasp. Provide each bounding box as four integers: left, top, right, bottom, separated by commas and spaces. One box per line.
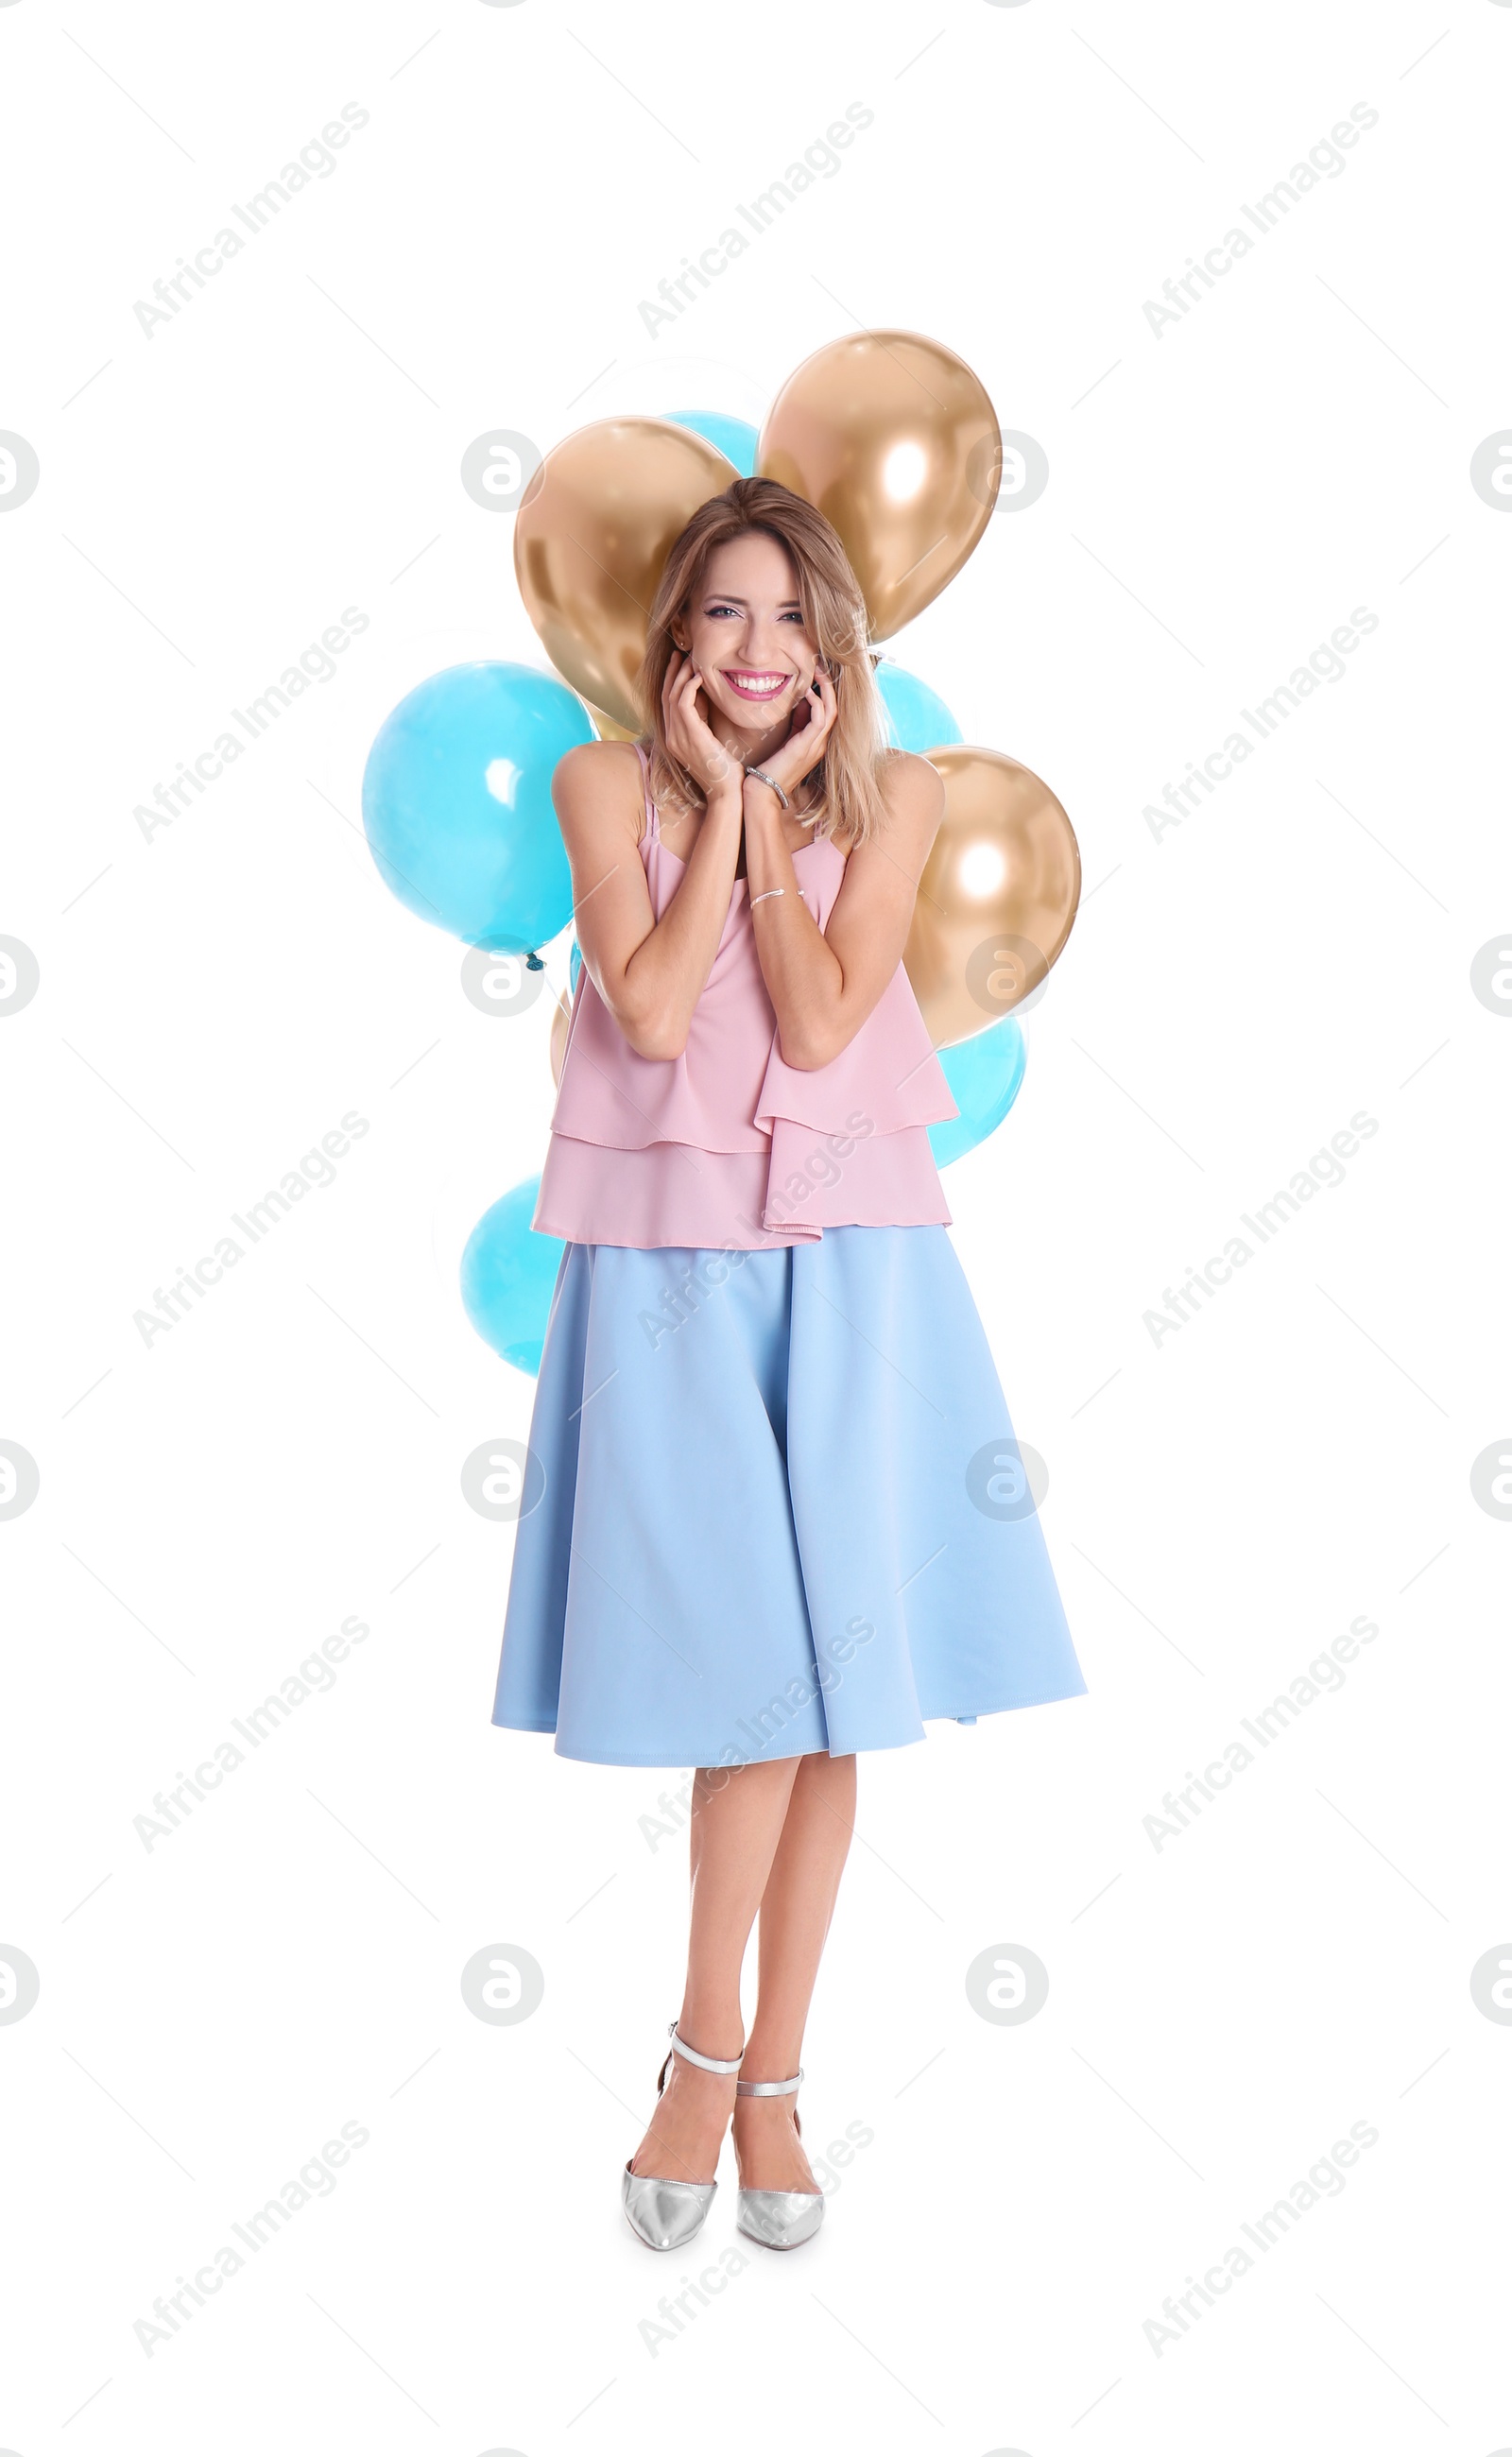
539, 662, 640, 746
663, 410, 759, 476
903, 746, 1080, 1049
585, 700, 642, 743
569, 940, 582, 992
514, 418, 739, 734
928, 1018, 1026, 1169
460, 1177, 564, 1375
758, 332, 999, 640
875, 662, 962, 753
548, 985, 572, 1087
362, 662, 588, 952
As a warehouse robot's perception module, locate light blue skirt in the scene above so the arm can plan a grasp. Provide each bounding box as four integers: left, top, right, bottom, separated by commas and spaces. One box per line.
491, 1228, 1086, 1767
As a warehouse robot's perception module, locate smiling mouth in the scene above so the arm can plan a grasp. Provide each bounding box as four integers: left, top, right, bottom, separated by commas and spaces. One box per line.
720, 669, 791, 702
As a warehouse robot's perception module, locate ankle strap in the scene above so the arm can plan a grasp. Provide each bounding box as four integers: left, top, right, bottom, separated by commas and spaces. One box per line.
667, 2021, 744, 2076
736, 2069, 803, 2096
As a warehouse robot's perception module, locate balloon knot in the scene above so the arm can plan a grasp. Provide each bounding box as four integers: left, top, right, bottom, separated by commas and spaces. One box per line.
524, 952, 544, 971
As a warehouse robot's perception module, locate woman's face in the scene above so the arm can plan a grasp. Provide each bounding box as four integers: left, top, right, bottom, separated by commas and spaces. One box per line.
677, 532, 818, 736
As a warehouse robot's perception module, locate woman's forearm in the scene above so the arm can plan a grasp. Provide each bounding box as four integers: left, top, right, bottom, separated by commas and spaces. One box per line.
611, 788, 744, 1059
742, 784, 850, 1070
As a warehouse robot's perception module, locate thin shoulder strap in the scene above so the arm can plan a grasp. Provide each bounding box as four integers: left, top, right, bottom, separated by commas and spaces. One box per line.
634, 740, 660, 843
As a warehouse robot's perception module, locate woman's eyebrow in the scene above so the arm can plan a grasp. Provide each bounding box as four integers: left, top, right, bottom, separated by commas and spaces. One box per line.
700, 594, 804, 611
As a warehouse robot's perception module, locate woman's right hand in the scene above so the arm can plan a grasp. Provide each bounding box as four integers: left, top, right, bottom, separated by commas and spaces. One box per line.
662, 652, 743, 803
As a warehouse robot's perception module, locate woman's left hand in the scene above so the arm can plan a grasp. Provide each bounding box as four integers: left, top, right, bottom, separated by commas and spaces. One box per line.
752, 665, 839, 803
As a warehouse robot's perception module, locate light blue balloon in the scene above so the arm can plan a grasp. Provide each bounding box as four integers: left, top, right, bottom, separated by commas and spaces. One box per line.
569, 939, 581, 993
662, 410, 757, 477
875, 662, 963, 753
362, 662, 590, 953
929, 1018, 1027, 1169
460, 1177, 565, 1375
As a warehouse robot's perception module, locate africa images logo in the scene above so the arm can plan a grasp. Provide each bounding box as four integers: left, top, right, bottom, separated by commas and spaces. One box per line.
1142, 104, 1380, 339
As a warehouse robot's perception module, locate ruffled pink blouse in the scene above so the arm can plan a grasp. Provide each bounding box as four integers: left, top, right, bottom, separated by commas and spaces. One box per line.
534, 747, 957, 1249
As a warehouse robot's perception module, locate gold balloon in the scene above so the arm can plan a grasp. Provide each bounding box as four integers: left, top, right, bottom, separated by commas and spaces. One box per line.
585, 701, 642, 744
546, 665, 642, 743
904, 747, 1080, 1049
758, 332, 1000, 640
516, 419, 739, 734
548, 984, 573, 1089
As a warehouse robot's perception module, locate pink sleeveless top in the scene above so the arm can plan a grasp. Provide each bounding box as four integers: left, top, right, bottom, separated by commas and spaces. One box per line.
534, 746, 957, 1249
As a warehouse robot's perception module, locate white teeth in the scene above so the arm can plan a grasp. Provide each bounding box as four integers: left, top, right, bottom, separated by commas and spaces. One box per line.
728, 673, 785, 695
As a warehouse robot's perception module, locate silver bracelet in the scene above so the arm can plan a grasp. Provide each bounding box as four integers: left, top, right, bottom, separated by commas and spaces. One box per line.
748, 887, 785, 907
744, 765, 789, 809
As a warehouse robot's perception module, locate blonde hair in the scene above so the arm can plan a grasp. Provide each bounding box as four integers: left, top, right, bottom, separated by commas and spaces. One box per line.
635, 477, 889, 846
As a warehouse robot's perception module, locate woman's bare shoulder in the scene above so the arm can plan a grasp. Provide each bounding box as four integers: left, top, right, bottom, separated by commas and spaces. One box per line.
857, 748, 945, 866
554, 735, 644, 792
878, 747, 947, 821
552, 736, 648, 839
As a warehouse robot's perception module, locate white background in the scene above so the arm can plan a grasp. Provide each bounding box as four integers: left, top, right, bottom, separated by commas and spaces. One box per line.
3, 0, 1510, 2448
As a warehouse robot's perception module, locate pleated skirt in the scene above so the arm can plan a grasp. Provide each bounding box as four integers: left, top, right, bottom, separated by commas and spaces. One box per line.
491, 1226, 1086, 1767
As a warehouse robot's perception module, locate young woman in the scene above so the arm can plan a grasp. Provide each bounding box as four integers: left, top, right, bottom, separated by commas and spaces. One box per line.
492, 477, 1084, 2253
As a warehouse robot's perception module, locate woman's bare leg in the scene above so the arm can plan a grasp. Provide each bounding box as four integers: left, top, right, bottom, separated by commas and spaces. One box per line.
733, 1749, 857, 2193
628, 1756, 799, 2184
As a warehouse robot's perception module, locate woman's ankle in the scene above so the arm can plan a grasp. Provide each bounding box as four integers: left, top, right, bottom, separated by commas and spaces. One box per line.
676, 2008, 745, 2062
738, 2037, 802, 2081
